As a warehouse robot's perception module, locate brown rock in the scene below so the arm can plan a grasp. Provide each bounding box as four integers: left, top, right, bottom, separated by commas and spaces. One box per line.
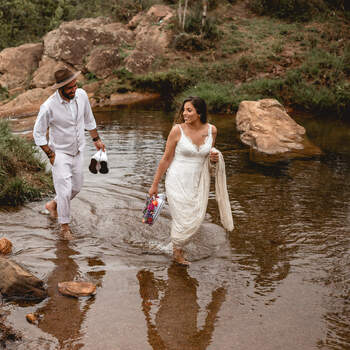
110, 92, 160, 106
0, 87, 52, 118
0, 43, 43, 90
31, 56, 67, 88
0, 257, 47, 300
0, 238, 12, 255
26, 313, 38, 324
44, 17, 134, 70
83, 81, 100, 94
124, 49, 155, 74
86, 47, 121, 79
58, 281, 96, 297
236, 99, 322, 163
130, 5, 174, 56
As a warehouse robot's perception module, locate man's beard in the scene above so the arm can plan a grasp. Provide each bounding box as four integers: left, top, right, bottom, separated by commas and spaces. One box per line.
60, 88, 74, 100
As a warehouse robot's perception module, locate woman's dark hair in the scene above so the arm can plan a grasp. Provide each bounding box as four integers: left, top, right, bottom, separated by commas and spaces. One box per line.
174, 96, 207, 124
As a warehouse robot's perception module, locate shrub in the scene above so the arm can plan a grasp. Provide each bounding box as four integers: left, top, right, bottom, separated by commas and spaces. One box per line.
172, 33, 207, 51
247, 0, 327, 21
0, 87, 9, 102
0, 120, 52, 206
176, 82, 235, 113
132, 70, 194, 96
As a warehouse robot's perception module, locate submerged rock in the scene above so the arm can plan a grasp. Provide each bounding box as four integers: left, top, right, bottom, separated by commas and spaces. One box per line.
25, 313, 39, 325
0, 257, 47, 300
0, 238, 12, 255
58, 281, 96, 297
236, 99, 322, 163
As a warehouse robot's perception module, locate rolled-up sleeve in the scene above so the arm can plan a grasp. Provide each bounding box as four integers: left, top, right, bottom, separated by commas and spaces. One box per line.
33, 105, 49, 146
82, 91, 97, 130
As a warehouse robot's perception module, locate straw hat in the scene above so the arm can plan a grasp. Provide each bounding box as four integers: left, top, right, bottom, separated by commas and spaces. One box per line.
52, 68, 81, 89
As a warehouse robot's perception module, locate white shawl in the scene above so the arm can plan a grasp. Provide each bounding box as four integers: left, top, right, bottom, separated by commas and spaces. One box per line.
209, 147, 234, 231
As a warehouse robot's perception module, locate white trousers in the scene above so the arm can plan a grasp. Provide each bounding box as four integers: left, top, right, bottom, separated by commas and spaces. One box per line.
52, 151, 84, 224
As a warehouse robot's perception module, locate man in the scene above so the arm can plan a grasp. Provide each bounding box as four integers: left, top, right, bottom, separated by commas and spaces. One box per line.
33, 68, 105, 238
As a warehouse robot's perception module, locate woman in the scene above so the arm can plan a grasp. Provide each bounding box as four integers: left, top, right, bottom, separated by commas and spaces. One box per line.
149, 96, 220, 266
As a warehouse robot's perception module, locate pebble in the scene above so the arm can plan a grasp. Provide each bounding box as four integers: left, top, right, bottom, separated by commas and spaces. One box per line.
0, 238, 12, 255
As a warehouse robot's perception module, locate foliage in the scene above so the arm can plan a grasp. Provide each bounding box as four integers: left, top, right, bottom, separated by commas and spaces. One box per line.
0, 0, 57, 49
0, 87, 9, 102
0, 0, 160, 50
176, 82, 235, 113
0, 120, 53, 206
247, 0, 328, 21
132, 70, 194, 96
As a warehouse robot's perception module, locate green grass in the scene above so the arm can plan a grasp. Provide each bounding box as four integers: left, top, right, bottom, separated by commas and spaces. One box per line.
0, 120, 53, 206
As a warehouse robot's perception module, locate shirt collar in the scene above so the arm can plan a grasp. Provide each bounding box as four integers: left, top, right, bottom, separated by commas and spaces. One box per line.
56, 89, 78, 104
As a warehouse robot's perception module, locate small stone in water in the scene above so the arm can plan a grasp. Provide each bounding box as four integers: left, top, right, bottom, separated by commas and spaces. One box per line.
0, 238, 12, 255
58, 281, 96, 297
26, 313, 38, 324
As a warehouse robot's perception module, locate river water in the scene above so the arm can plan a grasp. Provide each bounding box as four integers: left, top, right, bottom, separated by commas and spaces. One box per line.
1, 107, 350, 350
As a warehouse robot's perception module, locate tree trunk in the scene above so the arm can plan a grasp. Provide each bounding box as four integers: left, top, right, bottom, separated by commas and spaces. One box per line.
182, 0, 189, 31
178, 0, 183, 27
202, 0, 208, 33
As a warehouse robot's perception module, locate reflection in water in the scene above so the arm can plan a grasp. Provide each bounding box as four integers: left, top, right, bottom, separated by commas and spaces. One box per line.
137, 264, 226, 350
36, 239, 105, 349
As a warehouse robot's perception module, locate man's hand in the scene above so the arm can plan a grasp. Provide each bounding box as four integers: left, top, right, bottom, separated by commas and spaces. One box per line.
94, 139, 105, 151
49, 153, 55, 165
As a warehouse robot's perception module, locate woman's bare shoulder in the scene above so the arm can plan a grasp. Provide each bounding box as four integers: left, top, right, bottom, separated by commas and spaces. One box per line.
168, 124, 181, 140
210, 123, 217, 134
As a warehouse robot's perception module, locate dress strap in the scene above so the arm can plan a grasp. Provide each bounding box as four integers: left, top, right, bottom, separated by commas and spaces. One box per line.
178, 124, 184, 136
208, 124, 212, 137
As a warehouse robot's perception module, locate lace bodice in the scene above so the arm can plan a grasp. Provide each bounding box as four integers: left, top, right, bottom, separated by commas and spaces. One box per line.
172, 124, 213, 164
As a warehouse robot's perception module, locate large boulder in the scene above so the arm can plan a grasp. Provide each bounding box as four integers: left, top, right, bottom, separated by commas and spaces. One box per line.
126, 5, 174, 73
86, 47, 121, 79
0, 257, 47, 300
236, 99, 322, 163
0, 87, 52, 118
0, 43, 43, 90
43, 17, 134, 70
31, 56, 68, 88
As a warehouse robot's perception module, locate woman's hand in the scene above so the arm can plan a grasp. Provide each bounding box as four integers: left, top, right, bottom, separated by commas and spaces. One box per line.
148, 183, 158, 197
209, 150, 219, 163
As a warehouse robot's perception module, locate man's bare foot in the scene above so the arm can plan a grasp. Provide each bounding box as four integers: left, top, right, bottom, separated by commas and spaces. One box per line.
45, 200, 58, 218
173, 246, 190, 267
60, 224, 73, 240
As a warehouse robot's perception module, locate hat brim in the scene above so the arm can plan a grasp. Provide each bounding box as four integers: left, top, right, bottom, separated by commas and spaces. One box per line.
52, 71, 81, 89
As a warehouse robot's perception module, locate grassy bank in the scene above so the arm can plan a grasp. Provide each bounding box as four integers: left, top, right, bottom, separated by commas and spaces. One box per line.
0, 121, 53, 206
129, 7, 350, 116
1, 0, 349, 117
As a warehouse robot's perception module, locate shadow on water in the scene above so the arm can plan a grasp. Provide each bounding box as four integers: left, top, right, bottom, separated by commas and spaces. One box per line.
1, 106, 350, 349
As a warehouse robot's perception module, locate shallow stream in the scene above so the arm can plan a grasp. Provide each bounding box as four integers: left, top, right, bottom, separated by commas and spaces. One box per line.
1, 106, 350, 350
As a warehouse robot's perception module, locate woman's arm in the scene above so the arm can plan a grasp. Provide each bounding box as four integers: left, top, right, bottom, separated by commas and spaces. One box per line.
149, 125, 180, 197
210, 125, 219, 162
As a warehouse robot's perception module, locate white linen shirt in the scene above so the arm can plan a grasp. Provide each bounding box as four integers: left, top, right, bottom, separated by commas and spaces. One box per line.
33, 88, 97, 156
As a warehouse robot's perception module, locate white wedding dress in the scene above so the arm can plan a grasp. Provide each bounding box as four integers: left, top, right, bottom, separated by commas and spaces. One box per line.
165, 123, 213, 247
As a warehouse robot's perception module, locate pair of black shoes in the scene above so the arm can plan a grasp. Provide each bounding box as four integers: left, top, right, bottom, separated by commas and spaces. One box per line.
89, 150, 109, 174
